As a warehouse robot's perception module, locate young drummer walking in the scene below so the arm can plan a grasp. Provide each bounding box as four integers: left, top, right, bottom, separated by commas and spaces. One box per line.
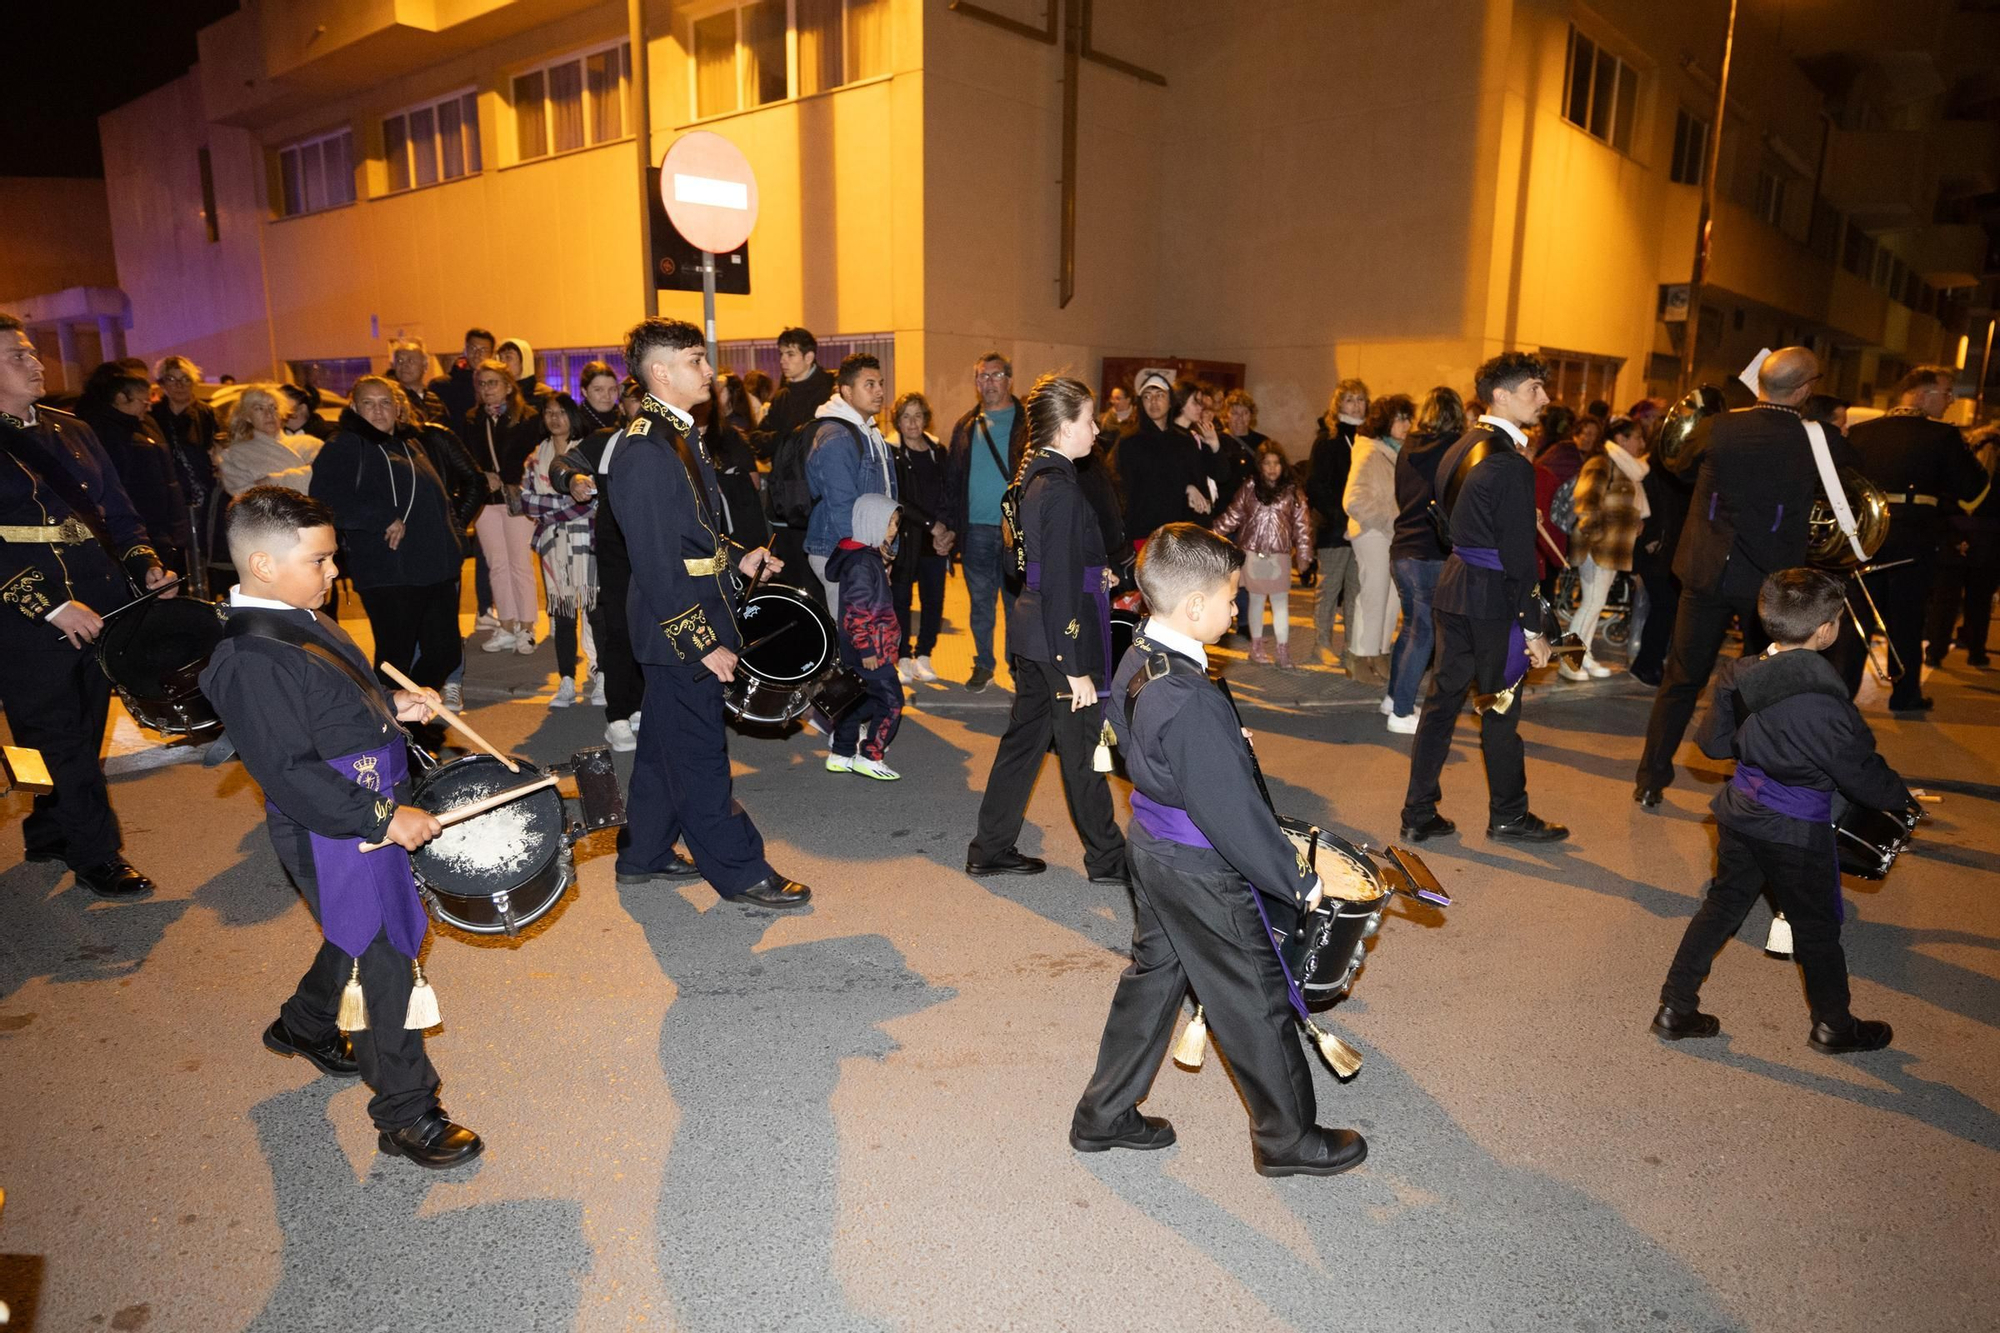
1071, 523, 1367, 1178
1652, 567, 1915, 1054
201, 486, 483, 1169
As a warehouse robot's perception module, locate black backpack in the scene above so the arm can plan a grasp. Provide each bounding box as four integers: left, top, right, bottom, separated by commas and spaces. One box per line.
768, 417, 869, 528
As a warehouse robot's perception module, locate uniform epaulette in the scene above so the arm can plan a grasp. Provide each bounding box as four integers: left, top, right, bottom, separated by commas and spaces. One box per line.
626, 415, 652, 436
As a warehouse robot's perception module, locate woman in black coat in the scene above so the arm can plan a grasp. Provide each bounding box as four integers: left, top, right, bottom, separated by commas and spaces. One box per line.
888, 391, 954, 679
705, 372, 770, 551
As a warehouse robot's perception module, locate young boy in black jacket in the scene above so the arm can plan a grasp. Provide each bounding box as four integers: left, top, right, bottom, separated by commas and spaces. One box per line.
825, 492, 905, 781
1653, 567, 1916, 1054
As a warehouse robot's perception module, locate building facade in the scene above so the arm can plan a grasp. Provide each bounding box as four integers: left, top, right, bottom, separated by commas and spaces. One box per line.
92, 0, 2000, 445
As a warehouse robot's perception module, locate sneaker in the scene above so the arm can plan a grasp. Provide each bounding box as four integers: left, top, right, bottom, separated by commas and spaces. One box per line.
475, 611, 500, 631
514, 630, 538, 655
1379, 694, 1395, 715
826, 753, 854, 774
481, 629, 519, 653
1557, 658, 1590, 682
1386, 712, 1418, 734
897, 659, 916, 683
587, 674, 606, 707
965, 666, 993, 692
1582, 655, 1612, 679
605, 719, 637, 752
913, 655, 938, 682
850, 756, 901, 781
441, 682, 463, 712
628, 710, 643, 732
549, 678, 577, 708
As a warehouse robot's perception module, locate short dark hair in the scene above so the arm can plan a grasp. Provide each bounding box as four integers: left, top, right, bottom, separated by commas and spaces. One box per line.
743, 369, 774, 399
619, 375, 643, 399
1474, 351, 1548, 403
1758, 567, 1846, 645
837, 352, 881, 388
1137, 522, 1244, 611
624, 318, 704, 378
1801, 393, 1850, 426
1586, 399, 1610, 419
776, 327, 818, 357
1363, 393, 1415, 439
578, 359, 619, 390
1170, 378, 1202, 423
225, 485, 337, 563
1891, 365, 1955, 400
464, 327, 495, 347
1604, 415, 1641, 444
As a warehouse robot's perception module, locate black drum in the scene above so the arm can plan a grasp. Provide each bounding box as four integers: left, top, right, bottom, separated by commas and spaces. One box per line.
727, 583, 865, 728
99, 596, 226, 737
409, 754, 573, 936
1109, 609, 1140, 671
1273, 817, 1392, 1003
1836, 803, 1919, 881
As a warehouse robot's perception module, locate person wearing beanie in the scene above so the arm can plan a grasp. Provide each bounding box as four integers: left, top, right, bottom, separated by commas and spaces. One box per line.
825, 492, 905, 780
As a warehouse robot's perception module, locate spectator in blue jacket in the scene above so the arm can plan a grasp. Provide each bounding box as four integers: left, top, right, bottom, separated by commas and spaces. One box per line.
804, 353, 897, 614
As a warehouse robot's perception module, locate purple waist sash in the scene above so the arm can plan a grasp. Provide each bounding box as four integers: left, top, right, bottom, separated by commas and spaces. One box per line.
1730, 763, 1833, 823
272, 741, 430, 960
1449, 546, 1529, 686
1025, 559, 1112, 686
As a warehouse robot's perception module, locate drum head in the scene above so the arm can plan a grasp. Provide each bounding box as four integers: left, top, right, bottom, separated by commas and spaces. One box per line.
738, 587, 835, 685
101, 597, 224, 696
411, 755, 565, 897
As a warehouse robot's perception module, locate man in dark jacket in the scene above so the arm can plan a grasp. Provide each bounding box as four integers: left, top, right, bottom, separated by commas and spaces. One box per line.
1634, 348, 1856, 806
946, 352, 1029, 691
81, 361, 192, 574
1308, 378, 1367, 662
748, 327, 837, 601
426, 327, 494, 428
1924, 427, 1999, 668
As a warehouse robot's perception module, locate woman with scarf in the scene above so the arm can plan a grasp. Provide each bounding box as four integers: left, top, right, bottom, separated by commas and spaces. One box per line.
522, 393, 600, 708
459, 358, 543, 654
1564, 415, 1651, 679
308, 376, 463, 692
219, 384, 322, 495
1341, 394, 1412, 689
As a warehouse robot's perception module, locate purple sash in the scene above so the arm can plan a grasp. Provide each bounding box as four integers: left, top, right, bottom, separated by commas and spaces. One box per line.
1025, 560, 1112, 686
1450, 545, 1529, 686
272, 742, 430, 960
1730, 763, 1833, 823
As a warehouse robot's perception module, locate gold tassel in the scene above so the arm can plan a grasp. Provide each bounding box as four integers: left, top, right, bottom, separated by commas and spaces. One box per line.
336, 960, 368, 1032
1092, 721, 1115, 774
404, 961, 441, 1030
1309, 1020, 1362, 1078
1171, 1004, 1208, 1069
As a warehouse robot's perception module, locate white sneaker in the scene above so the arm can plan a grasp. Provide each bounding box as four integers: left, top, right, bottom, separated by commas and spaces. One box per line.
826, 753, 854, 774
850, 756, 901, 781
1557, 659, 1590, 682
628, 710, 643, 732
1379, 694, 1395, 715
913, 655, 938, 682
441, 682, 463, 712
475, 611, 500, 631
514, 630, 538, 655
1582, 655, 1612, 679
605, 719, 637, 752
588, 674, 606, 706
1386, 712, 1419, 734
549, 678, 577, 708
481, 628, 517, 653
897, 659, 916, 683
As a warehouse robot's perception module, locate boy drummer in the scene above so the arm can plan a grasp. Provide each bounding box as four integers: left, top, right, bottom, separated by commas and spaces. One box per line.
201, 486, 481, 1169
1071, 523, 1367, 1177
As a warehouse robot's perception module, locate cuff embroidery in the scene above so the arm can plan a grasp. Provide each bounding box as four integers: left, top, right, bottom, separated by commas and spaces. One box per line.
1, 567, 54, 619
661, 605, 719, 660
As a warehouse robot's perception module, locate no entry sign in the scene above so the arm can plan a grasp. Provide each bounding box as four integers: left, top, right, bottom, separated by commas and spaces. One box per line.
659, 131, 759, 256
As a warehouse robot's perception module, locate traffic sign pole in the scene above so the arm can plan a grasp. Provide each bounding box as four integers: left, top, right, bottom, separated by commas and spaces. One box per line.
702, 253, 719, 371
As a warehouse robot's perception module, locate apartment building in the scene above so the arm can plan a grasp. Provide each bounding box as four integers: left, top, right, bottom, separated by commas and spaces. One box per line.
86, 0, 1999, 445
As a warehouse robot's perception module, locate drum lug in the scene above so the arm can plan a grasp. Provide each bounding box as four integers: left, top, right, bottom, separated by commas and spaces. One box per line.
417, 883, 442, 921
493, 889, 520, 937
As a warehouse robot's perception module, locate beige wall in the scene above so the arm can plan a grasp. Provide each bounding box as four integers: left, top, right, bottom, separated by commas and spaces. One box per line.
0, 179, 119, 307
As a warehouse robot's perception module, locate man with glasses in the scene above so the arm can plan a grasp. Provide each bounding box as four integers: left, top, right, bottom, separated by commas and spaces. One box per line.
947, 353, 1028, 691
1634, 347, 1857, 806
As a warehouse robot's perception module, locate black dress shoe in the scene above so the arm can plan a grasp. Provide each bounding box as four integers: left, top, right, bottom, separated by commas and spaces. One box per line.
262, 1018, 360, 1077
1087, 868, 1129, 887
76, 858, 155, 899
966, 848, 1047, 876
1650, 1004, 1720, 1041
614, 853, 701, 885
964, 666, 993, 693
1069, 1112, 1176, 1153
1808, 1017, 1893, 1054
1967, 653, 1991, 668
1889, 695, 1935, 714
1487, 812, 1570, 842
1630, 667, 1662, 688
378, 1110, 484, 1169
737, 874, 812, 909
1399, 814, 1456, 843
1634, 785, 1663, 809
1255, 1126, 1368, 1178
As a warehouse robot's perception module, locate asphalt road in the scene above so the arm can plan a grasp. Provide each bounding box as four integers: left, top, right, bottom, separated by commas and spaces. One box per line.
2, 590, 1996, 1332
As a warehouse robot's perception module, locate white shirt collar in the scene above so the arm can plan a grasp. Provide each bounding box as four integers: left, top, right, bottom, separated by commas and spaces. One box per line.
1478, 414, 1530, 450
1141, 618, 1209, 668
229, 585, 312, 613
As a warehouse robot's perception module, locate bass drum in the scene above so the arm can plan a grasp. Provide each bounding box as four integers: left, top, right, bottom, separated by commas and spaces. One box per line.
410, 754, 573, 936
1274, 817, 1392, 1003
727, 584, 838, 726
99, 595, 227, 737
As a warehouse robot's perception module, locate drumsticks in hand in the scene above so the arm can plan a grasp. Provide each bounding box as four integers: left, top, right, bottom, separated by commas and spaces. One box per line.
379, 661, 519, 773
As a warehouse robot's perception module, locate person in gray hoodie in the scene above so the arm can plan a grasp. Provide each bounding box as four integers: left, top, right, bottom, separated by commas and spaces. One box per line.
804, 353, 898, 614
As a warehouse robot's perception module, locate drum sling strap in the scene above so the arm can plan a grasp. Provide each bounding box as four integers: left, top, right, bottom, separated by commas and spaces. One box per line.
224, 608, 402, 729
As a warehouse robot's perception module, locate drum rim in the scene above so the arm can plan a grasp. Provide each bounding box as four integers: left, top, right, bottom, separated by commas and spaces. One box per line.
410, 753, 566, 895
1278, 816, 1389, 905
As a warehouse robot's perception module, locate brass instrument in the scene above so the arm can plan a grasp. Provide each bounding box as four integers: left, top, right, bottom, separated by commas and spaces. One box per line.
1656, 384, 1725, 480
1805, 467, 1891, 566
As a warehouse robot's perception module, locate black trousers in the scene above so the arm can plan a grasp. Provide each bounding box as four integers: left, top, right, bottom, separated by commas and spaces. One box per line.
1659, 824, 1851, 1025
1637, 584, 1768, 791
1825, 554, 1934, 704
588, 567, 645, 722
1401, 609, 1526, 826
617, 661, 773, 895
832, 663, 903, 761
969, 657, 1125, 878
1073, 833, 1316, 1157
0, 634, 121, 869
273, 827, 441, 1131
1629, 566, 1679, 678
892, 552, 949, 659
357, 581, 462, 691
1926, 560, 1998, 664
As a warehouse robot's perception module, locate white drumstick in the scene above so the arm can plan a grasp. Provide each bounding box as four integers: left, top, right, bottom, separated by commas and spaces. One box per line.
358, 773, 560, 852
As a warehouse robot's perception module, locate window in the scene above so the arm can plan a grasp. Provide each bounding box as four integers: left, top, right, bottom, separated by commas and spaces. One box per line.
1563, 25, 1637, 153
1842, 225, 1875, 279
198, 146, 219, 243
536, 347, 630, 397
1669, 109, 1708, 186
689, 0, 889, 119
1754, 168, 1786, 228
385, 90, 481, 193
1538, 348, 1626, 409
514, 40, 631, 161
276, 128, 356, 218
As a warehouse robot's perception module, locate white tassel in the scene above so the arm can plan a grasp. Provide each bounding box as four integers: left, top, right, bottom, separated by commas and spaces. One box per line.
1092, 721, 1115, 774
1171, 1004, 1208, 1069
1309, 1020, 1362, 1078
336, 960, 368, 1032
1764, 913, 1794, 960
404, 961, 441, 1029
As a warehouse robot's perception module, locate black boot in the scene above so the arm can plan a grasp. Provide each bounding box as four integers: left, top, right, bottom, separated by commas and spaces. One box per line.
378, 1110, 484, 1169
1650, 1004, 1720, 1041
1808, 1017, 1893, 1054
1255, 1126, 1368, 1178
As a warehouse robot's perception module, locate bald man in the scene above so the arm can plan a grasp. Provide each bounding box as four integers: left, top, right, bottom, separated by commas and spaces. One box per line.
1634, 348, 1858, 805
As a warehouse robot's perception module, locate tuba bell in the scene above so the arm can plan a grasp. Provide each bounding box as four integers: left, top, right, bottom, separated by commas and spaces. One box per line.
1657, 384, 1726, 479
1806, 467, 1891, 568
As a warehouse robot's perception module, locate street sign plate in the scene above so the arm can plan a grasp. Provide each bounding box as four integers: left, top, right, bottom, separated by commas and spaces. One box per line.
659, 131, 759, 255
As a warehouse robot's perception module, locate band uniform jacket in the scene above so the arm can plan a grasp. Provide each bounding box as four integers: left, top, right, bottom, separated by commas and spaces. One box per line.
1432, 423, 1539, 625
0, 407, 161, 624
1109, 635, 1315, 910
1011, 449, 1107, 682
609, 397, 745, 666
1674, 405, 1858, 600
1847, 410, 1985, 565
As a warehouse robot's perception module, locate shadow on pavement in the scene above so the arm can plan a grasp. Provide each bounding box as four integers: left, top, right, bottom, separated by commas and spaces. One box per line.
0, 865, 190, 1004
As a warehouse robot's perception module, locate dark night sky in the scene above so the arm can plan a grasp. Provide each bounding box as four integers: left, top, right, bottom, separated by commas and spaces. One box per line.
9, 1, 243, 177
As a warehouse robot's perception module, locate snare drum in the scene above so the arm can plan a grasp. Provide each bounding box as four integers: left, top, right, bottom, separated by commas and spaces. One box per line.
1274, 817, 1392, 1002
1109, 609, 1140, 672
1835, 803, 1919, 881
727, 585, 839, 726
101, 596, 227, 737
410, 754, 574, 936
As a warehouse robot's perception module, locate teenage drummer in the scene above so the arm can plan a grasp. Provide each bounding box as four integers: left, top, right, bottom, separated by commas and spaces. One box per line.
201, 486, 482, 1170
1071, 523, 1367, 1178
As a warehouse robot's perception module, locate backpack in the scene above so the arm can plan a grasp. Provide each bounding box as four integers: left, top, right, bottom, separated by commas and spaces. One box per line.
1548, 472, 1581, 536
766, 420, 817, 527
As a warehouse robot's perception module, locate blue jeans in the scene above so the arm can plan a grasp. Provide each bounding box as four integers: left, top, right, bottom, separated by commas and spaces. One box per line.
961, 524, 1015, 672
1388, 557, 1444, 717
